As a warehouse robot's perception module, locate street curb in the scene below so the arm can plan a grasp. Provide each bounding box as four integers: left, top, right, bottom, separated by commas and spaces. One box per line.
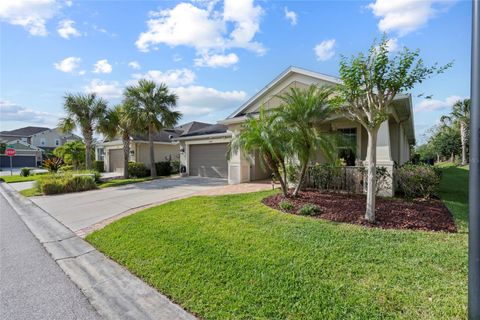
0, 182, 196, 320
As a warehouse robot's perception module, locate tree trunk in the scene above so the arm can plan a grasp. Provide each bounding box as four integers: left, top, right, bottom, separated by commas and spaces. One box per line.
450, 152, 454, 163
460, 121, 468, 165
84, 131, 93, 170
293, 162, 308, 197
122, 133, 130, 179
148, 124, 157, 177
264, 155, 287, 196
365, 128, 378, 222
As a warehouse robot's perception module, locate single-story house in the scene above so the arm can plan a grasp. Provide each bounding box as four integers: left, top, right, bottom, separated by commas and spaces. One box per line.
177, 66, 415, 196
0, 140, 43, 167
98, 122, 212, 173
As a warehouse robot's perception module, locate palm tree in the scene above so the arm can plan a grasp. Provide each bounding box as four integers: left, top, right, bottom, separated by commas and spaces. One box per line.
125, 80, 181, 177
229, 108, 290, 196
273, 85, 334, 196
98, 102, 138, 178
441, 99, 470, 165
59, 93, 107, 170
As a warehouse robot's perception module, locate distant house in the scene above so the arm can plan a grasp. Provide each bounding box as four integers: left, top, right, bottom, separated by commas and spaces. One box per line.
0, 126, 82, 167
97, 121, 211, 173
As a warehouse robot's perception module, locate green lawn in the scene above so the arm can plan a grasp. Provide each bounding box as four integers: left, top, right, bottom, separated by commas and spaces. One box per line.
87, 167, 468, 319
0, 174, 45, 183
97, 176, 158, 188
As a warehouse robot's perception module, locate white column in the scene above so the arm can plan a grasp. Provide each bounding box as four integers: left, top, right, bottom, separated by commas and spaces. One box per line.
227, 129, 250, 184
375, 120, 395, 197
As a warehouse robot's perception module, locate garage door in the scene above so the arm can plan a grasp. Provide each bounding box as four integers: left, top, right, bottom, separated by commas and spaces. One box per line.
189, 143, 228, 179
0, 155, 36, 167
109, 149, 124, 172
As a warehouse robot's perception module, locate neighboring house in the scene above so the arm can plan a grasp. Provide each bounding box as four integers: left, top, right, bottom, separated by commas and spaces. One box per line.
0, 140, 43, 167
98, 121, 211, 173
0, 126, 82, 167
177, 66, 415, 196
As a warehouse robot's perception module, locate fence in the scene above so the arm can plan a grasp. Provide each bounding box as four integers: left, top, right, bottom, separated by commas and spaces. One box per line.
305, 165, 365, 194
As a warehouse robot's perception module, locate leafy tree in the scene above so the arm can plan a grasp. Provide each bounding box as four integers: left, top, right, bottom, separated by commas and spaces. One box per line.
98, 102, 138, 178
59, 93, 107, 170
334, 36, 451, 222
429, 122, 462, 162
229, 108, 290, 196
440, 99, 470, 165
125, 80, 181, 177
273, 85, 335, 196
53, 141, 86, 169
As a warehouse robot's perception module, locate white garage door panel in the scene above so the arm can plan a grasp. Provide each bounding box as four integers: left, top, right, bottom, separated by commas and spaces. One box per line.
189, 143, 228, 179
109, 149, 124, 172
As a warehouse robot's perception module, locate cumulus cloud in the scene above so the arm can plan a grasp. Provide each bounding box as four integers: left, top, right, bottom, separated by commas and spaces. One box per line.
130, 69, 196, 87
93, 59, 112, 74
128, 61, 141, 69
0, 0, 60, 36
284, 7, 297, 26
0, 100, 59, 124
314, 39, 336, 61
174, 85, 247, 116
84, 79, 122, 99
415, 95, 464, 112
57, 19, 80, 39
54, 56, 81, 73
368, 0, 454, 37
135, 0, 264, 67
194, 52, 239, 68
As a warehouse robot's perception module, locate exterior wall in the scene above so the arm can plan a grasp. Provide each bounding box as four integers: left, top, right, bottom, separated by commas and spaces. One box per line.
30, 128, 80, 149
135, 142, 180, 168
102, 142, 133, 172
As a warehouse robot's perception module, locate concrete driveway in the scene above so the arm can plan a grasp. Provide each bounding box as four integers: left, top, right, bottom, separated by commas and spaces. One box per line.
30, 176, 227, 233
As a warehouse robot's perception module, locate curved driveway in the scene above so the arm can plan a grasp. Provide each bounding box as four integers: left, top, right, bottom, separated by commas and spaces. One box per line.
30, 176, 227, 233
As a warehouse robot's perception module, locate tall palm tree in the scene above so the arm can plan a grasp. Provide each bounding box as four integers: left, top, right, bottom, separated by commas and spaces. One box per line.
229, 108, 290, 196
124, 80, 181, 177
274, 85, 334, 196
441, 99, 470, 165
98, 102, 138, 178
59, 93, 107, 170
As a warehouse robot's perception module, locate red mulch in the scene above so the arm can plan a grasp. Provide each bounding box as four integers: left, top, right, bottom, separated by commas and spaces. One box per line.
262, 190, 457, 233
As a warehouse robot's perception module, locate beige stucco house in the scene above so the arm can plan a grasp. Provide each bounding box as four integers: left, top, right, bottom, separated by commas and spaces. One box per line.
177, 66, 415, 196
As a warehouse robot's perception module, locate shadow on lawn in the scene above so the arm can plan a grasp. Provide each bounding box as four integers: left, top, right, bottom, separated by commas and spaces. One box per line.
438, 165, 469, 233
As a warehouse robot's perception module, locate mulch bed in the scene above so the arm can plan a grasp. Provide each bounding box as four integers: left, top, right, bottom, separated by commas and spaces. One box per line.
262, 190, 457, 233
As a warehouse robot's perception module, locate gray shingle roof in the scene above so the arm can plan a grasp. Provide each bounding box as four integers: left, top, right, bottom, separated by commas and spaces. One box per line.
180, 124, 228, 137
0, 126, 50, 137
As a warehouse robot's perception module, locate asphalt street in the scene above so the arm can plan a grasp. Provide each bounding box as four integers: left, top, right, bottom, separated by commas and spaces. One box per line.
0, 192, 101, 320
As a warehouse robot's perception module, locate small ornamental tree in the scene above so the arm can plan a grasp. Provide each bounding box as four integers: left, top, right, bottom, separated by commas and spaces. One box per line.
441, 99, 471, 165
335, 36, 451, 222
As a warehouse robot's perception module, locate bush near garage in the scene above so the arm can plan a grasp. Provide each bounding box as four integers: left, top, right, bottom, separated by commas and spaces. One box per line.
93, 160, 105, 173
37, 173, 97, 195
155, 161, 172, 176
128, 162, 148, 178
170, 160, 180, 174
20, 167, 31, 177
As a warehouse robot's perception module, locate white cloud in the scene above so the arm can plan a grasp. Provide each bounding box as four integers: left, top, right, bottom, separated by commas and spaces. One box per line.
173, 54, 183, 62
194, 52, 238, 68
284, 7, 297, 26
54, 56, 81, 73
0, 100, 59, 124
57, 19, 80, 39
135, 0, 264, 67
368, 0, 454, 37
415, 95, 464, 112
93, 59, 112, 74
0, 0, 60, 36
174, 85, 247, 116
130, 69, 196, 87
84, 79, 122, 100
314, 39, 336, 61
128, 61, 141, 69
385, 38, 399, 52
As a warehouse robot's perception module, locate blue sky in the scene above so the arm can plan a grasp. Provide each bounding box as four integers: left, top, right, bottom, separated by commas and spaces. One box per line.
0, 0, 471, 143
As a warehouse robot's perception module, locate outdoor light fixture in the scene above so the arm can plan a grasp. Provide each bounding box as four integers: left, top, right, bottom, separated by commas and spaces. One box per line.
130, 150, 134, 156
180, 146, 185, 153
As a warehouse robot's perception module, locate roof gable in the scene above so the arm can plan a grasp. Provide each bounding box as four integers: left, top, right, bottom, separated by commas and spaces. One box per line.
0, 126, 50, 137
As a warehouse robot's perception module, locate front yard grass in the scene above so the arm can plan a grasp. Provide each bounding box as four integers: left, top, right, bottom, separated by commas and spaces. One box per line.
97, 176, 157, 188
87, 173, 468, 319
0, 174, 45, 183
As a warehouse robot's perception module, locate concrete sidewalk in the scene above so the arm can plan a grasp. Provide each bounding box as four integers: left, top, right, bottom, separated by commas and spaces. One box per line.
0, 182, 196, 320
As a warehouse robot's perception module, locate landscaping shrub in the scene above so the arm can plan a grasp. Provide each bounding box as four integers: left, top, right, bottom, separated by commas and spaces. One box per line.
128, 162, 148, 178
155, 161, 172, 176
20, 167, 31, 177
59, 165, 74, 172
93, 160, 105, 173
74, 170, 101, 182
37, 174, 97, 195
170, 160, 180, 174
298, 203, 321, 216
43, 157, 63, 172
279, 199, 294, 211
396, 163, 441, 199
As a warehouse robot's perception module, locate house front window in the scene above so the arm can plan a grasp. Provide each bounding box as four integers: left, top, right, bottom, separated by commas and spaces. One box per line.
55, 139, 60, 146
337, 128, 357, 166
40, 138, 46, 146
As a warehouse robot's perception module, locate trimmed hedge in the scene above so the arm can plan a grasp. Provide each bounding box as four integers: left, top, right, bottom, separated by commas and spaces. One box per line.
396, 163, 441, 199
37, 174, 97, 195
128, 162, 148, 178
94, 160, 105, 173
155, 161, 172, 176
20, 167, 31, 177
